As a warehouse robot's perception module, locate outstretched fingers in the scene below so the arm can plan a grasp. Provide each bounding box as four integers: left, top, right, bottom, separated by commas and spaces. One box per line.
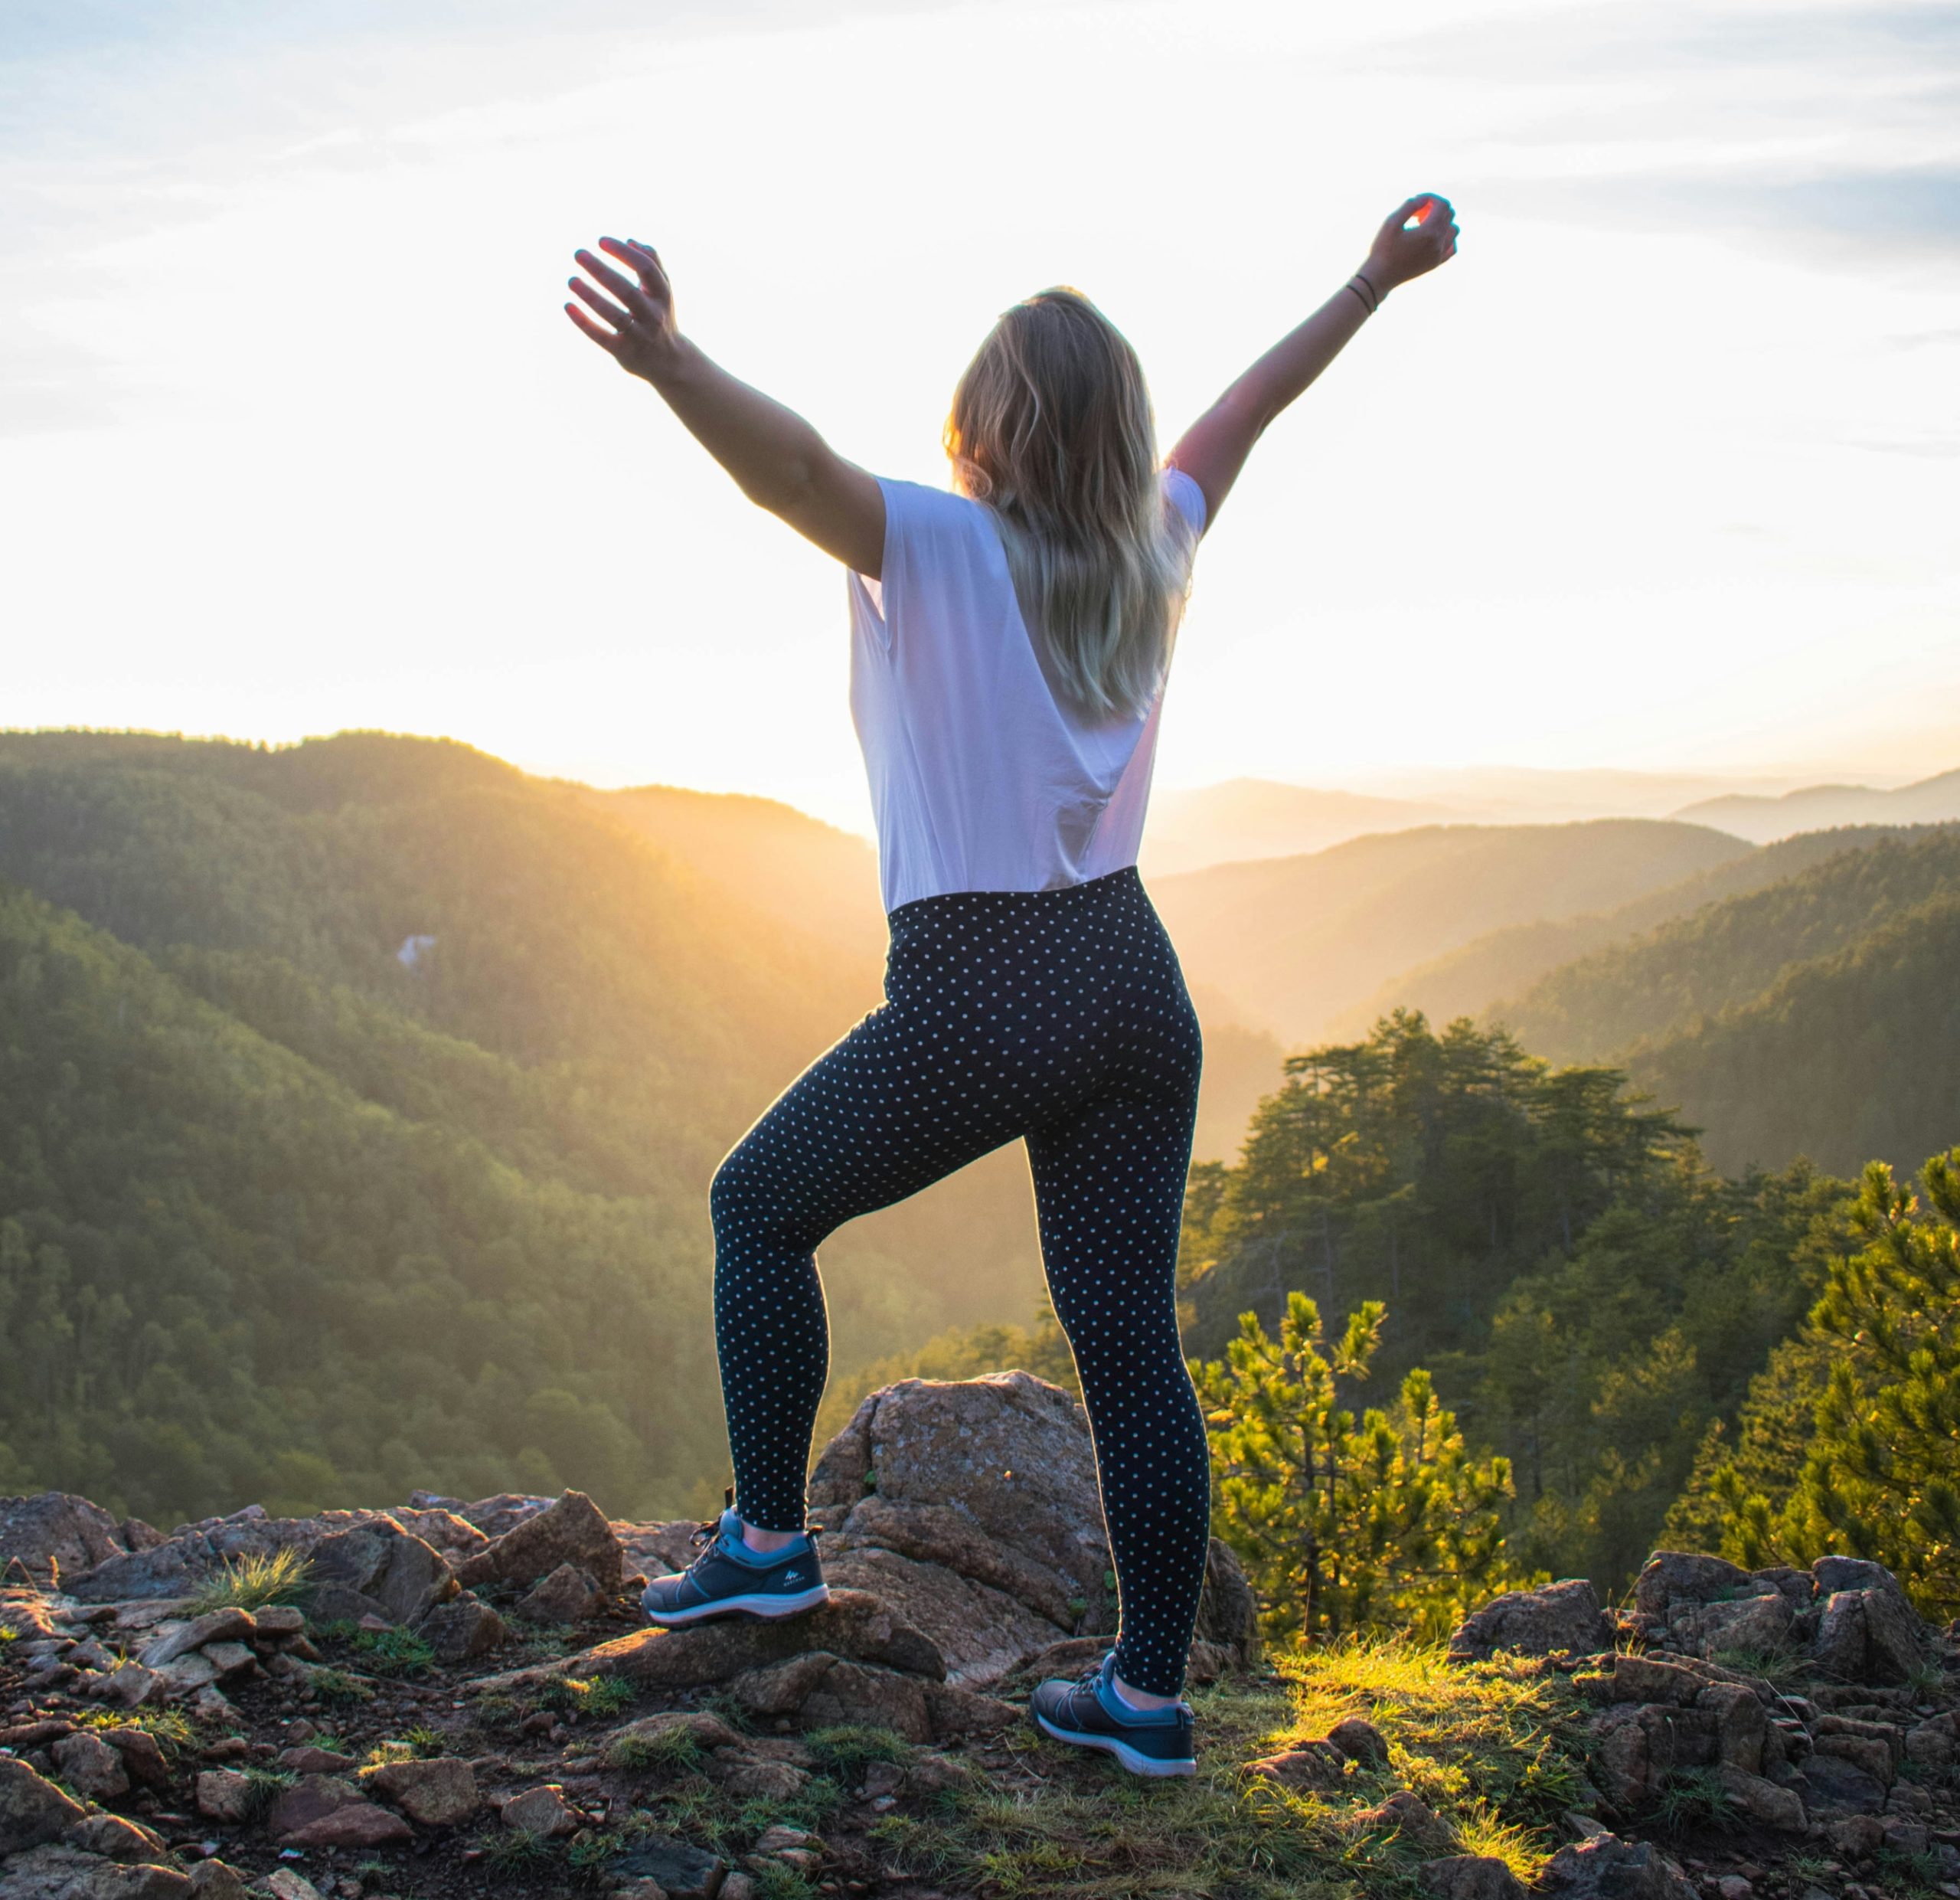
564, 300, 625, 355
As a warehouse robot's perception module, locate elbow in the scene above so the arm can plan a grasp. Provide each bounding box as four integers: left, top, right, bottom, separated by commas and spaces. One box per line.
737, 460, 816, 518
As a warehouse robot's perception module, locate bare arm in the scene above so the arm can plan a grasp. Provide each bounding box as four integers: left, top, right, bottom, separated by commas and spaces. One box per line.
1168, 194, 1459, 528
566, 237, 885, 577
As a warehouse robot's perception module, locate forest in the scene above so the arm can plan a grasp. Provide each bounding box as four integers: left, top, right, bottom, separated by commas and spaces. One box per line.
1, 727, 1955, 1624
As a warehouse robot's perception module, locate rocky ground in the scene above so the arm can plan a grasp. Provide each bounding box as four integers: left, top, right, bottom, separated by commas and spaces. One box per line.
2, 1370, 1957, 1900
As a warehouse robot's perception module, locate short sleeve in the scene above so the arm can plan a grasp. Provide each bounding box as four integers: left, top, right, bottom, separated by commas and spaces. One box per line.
1161, 466, 1207, 539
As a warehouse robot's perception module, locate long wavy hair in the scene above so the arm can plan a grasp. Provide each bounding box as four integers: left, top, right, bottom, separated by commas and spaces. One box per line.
944, 288, 1191, 722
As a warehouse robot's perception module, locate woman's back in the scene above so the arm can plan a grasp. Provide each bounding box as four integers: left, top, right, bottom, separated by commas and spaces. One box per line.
847, 468, 1207, 915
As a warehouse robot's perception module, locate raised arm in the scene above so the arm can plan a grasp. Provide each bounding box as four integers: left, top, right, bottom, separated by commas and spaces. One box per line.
1167, 194, 1459, 528
567, 237, 885, 577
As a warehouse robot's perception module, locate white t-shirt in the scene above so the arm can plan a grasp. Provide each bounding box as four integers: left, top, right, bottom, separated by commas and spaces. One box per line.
846, 467, 1207, 915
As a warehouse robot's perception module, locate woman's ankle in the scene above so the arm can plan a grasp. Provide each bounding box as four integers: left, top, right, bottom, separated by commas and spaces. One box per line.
1110, 1671, 1179, 1713
737, 1519, 802, 1556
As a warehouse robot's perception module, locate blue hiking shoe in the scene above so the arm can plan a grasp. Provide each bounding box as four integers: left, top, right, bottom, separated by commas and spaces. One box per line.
1028, 1651, 1197, 1777
640, 1504, 829, 1627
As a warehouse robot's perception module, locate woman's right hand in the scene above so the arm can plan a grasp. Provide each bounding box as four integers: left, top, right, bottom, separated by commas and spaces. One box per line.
1363, 195, 1459, 295
566, 237, 682, 383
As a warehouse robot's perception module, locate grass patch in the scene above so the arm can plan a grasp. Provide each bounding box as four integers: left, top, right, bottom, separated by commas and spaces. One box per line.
606, 1726, 708, 1774
1655, 1768, 1738, 1835
346, 1627, 435, 1678
189, 1547, 312, 1615
803, 1725, 915, 1778
539, 1673, 635, 1717
1709, 1647, 1811, 1690
77, 1707, 198, 1756
482, 1828, 558, 1871
306, 1666, 374, 1705
755, 1865, 822, 1900
240, 1768, 297, 1819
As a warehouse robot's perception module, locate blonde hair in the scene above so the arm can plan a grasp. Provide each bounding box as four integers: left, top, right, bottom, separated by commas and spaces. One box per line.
944, 288, 1191, 721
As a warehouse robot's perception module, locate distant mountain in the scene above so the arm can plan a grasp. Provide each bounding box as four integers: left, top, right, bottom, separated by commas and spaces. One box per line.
1630, 890, 1960, 1177
1148, 819, 1751, 1047
1492, 827, 1960, 1069
1141, 780, 1460, 876
1332, 825, 1937, 1042
1348, 766, 1812, 822
587, 781, 887, 963
1673, 767, 1960, 843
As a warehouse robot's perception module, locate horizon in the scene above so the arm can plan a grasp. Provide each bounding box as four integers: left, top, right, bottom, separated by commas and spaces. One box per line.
4, 0, 1957, 833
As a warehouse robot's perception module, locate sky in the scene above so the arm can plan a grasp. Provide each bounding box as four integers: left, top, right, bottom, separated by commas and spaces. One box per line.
3, 0, 1957, 832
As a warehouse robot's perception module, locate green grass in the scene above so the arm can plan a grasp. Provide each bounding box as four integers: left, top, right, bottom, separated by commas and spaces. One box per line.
540, 1673, 636, 1716
346, 1627, 435, 1678
802, 1725, 916, 1778
188, 1547, 313, 1615
1655, 1768, 1738, 1836
240, 1768, 298, 1819
77, 1707, 198, 1755
306, 1666, 374, 1705
482, 1827, 558, 1871
606, 1725, 708, 1774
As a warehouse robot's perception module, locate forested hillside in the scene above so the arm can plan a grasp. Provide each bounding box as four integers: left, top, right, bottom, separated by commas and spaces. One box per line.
1331, 822, 1927, 1041
1674, 763, 1960, 841
1150, 819, 1749, 1046
0, 731, 1048, 1527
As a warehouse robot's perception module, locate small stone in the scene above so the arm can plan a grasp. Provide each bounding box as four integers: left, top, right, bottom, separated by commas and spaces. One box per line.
264, 1872, 326, 1900
68, 1810, 170, 1861
753, 1825, 816, 1854
1355, 1790, 1460, 1857
253, 1606, 307, 1638
280, 1800, 414, 1849
1717, 1879, 1752, 1900
1328, 1715, 1390, 1765
1419, 1856, 1529, 1900
186, 1862, 249, 1900
513, 1562, 600, 1624
140, 1609, 256, 1670
413, 1596, 508, 1665
266, 1773, 364, 1842
52, 1730, 132, 1800
275, 1748, 356, 1775
361, 1757, 479, 1826
500, 1783, 577, 1836
720, 1878, 759, 1900
198, 1643, 257, 1682
611, 1833, 727, 1899
102, 1726, 172, 1790
195, 1769, 256, 1823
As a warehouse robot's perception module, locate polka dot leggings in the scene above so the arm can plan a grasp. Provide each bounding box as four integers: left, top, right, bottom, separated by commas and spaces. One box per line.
708, 863, 1212, 1696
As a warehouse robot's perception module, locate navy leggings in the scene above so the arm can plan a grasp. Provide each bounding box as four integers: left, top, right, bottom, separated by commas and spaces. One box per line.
709, 864, 1211, 1696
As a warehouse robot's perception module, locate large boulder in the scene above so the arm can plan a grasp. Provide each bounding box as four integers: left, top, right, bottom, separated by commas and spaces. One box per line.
0, 1846, 191, 1899
807, 1372, 1258, 1683
1543, 1836, 1696, 1900
0, 1494, 129, 1587
453, 1491, 622, 1595
0, 1757, 88, 1855
1448, 1578, 1615, 1661
305, 1521, 456, 1626
1632, 1553, 1757, 1621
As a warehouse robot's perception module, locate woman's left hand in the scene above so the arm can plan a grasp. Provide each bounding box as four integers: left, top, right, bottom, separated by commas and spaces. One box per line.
566, 237, 681, 383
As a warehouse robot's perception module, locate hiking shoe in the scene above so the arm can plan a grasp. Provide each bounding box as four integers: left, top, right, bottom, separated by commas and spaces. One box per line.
640, 1506, 829, 1627
1028, 1651, 1196, 1777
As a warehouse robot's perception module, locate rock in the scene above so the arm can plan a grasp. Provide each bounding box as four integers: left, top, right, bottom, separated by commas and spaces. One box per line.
97, 1730, 168, 1794
1632, 1553, 1757, 1621
1716, 1880, 1751, 1900
361, 1758, 479, 1826
382, 1508, 490, 1562
1604, 1656, 1704, 1706
710, 1755, 811, 1800
611, 1836, 726, 1899
305, 1522, 456, 1626
197, 1643, 255, 1683
1328, 1716, 1390, 1766
552, 1588, 943, 1691
139, 1610, 254, 1670
85, 1666, 163, 1709
275, 1747, 355, 1775
1241, 1743, 1350, 1792
64, 1814, 163, 1863
262, 1873, 325, 1900
1811, 1587, 1930, 1685
728, 1653, 930, 1743
194, 1771, 253, 1823
1699, 1682, 1766, 1774
455, 1491, 622, 1595
1713, 1766, 1806, 1830
152, 1655, 217, 1697
1448, 1578, 1615, 1661
64, 1543, 211, 1606
1588, 1705, 1650, 1811
1544, 1836, 1697, 1900
1195, 1536, 1260, 1666
1905, 1714, 1957, 1769
0, 1494, 129, 1587
455, 1493, 556, 1539
279, 1800, 413, 1850
252, 1605, 306, 1638
1826, 1813, 1886, 1856
512, 1562, 600, 1625
184, 1865, 246, 1900
414, 1594, 508, 1664
0, 1846, 191, 1900
608, 1710, 748, 1758
51, 1733, 130, 1803
1798, 1751, 1889, 1815
1356, 1790, 1460, 1856
817, 1543, 1068, 1687
720, 1879, 758, 1900
501, 1784, 577, 1836
808, 1372, 1119, 1630
1811, 1731, 1894, 1785
0, 1756, 89, 1854
3, 1556, 36, 1586
1692, 1591, 1795, 1658
266, 1774, 363, 1842
1419, 1856, 1529, 1900
1816, 1713, 1903, 1774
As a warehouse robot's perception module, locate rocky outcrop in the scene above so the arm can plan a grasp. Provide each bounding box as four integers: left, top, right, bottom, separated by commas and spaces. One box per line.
1447, 1577, 1615, 1661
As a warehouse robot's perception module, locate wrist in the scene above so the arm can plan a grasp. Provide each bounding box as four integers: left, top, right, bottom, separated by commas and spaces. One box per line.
639, 330, 694, 391
1354, 263, 1393, 303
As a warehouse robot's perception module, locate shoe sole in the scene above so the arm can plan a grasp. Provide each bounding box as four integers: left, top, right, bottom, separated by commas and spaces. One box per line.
641, 1583, 831, 1627
1034, 1712, 1197, 1778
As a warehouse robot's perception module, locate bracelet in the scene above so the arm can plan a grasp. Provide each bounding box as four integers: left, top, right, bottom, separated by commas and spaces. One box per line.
1348, 270, 1383, 314
1344, 280, 1373, 316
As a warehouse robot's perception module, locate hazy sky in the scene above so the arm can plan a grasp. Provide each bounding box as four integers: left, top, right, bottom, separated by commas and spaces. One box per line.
4, 0, 1956, 829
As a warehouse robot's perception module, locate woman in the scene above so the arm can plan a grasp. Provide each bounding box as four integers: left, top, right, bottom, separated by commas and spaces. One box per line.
565, 193, 1459, 1777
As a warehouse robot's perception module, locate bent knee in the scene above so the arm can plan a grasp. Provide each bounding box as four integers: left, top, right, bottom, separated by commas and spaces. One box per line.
710, 1141, 827, 1256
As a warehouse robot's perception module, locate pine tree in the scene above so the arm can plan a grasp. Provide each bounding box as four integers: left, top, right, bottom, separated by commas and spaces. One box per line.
1701, 1150, 1960, 1619
1192, 1291, 1519, 1644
